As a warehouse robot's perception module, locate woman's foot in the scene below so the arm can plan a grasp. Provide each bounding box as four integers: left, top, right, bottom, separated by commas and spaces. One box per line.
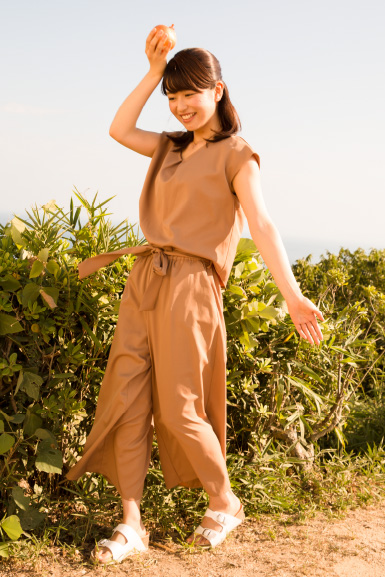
92, 519, 148, 564
186, 491, 243, 547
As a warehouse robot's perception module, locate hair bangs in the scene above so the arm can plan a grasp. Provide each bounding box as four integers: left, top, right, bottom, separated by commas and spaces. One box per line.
161, 53, 214, 95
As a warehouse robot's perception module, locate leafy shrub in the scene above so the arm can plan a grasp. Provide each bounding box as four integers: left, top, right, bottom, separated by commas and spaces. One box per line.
0, 191, 144, 553
0, 192, 384, 554
223, 242, 385, 467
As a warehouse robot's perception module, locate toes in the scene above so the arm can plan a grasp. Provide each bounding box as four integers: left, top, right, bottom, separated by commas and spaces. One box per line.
196, 536, 210, 546
93, 547, 112, 563
187, 533, 210, 547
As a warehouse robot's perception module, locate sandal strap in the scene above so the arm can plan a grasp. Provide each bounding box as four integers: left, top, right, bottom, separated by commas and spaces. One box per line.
194, 525, 225, 548
112, 524, 147, 552
97, 538, 125, 561
203, 507, 243, 532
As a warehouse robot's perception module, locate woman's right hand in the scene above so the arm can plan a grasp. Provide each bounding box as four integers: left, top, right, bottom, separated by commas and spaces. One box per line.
145, 28, 173, 77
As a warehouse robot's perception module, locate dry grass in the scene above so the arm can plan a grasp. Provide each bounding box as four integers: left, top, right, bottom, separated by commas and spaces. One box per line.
2, 502, 385, 577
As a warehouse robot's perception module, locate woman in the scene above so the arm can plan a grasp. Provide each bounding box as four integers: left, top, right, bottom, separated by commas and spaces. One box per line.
66, 27, 325, 564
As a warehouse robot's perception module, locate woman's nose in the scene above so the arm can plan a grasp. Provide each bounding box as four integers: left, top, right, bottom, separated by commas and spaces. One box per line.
175, 98, 187, 112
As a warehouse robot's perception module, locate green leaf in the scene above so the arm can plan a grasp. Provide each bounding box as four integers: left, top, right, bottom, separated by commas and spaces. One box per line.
22, 282, 41, 307
45, 260, 60, 275
288, 377, 323, 415
78, 317, 102, 350
17, 372, 43, 401
0, 274, 21, 292
23, 409, 43, 437
248, 281, 263, 293
1, 515, 23, 540
29, 260, 44, 278
329, 345, 364, 360
8, 413, 25, 424
12, 487, 30, 511
0, 420, 3, 433
334, 426, 346, 448
0, 542, 9, 558
275, 382, 284, 413
34, 428, 56, 442
37, 248, 49, 262
35, 441, 63, 474
292, 361, 326, 385
11, 487, 46, 530
0, 313, 23, 335
19, 507, 46, 531
234, 262, 245, 278
246, 301, 260, 316
10, 217, 26, 247
258, 306, 279, 320
245, 317, 260, 333
0, 433, 15, 454
228, 284, 245, 297
237, 238, 257, 254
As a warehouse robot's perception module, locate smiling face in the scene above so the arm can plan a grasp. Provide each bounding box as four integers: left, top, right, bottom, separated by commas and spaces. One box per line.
167, 83, 223, 137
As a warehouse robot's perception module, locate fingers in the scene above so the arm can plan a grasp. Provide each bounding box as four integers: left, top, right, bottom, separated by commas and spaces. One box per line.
307, 319, 322, 345
315, 308, 325, 323
145, 27, 158, 48
146, 28, 171, 56
296, 323, 309, 342
298, 323, 316, 346
313, 315, 324, 342
297, 314, 324, 346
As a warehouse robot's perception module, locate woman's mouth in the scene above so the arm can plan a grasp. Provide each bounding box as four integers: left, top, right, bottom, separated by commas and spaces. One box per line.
180, 112, 196, 123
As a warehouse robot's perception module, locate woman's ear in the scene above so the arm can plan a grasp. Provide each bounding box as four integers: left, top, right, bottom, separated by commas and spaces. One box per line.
215, 81, 224, 102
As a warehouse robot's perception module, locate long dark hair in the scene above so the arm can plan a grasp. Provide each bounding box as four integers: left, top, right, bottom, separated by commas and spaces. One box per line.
161, 48, 241, 151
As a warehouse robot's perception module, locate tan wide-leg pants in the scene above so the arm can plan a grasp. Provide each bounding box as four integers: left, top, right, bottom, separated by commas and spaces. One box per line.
66, 246, 230, 501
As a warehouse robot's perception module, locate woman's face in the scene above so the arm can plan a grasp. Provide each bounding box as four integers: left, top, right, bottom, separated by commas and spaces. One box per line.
167, 83, 223, 134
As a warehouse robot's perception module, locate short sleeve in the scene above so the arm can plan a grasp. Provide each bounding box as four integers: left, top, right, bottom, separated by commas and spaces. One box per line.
225, 136, 261, 195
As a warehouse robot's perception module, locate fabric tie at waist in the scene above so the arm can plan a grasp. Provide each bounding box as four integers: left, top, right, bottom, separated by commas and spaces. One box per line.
77, 244, 212, 311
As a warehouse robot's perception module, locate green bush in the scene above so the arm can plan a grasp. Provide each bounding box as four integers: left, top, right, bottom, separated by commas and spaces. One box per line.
0, 192, 384, 556
223, 242, 385, 464
292, 249, 385, 451
0, 191, 144, 556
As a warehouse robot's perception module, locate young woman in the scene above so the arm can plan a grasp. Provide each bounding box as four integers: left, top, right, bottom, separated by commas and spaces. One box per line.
66, 27, 325, 564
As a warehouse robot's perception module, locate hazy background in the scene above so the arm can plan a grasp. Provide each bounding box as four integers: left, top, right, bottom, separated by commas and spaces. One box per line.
1, 0, 384, 262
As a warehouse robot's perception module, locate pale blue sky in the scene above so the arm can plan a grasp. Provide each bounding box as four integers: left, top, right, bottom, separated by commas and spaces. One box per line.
1, 0, 384, 260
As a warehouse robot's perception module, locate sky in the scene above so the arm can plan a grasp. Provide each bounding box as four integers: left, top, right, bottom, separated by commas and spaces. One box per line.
1, 0, 384, 262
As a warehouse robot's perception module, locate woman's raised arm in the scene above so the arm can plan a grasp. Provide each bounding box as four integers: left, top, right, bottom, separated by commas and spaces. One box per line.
109, 28, 173, 157
233, 158, 325, 346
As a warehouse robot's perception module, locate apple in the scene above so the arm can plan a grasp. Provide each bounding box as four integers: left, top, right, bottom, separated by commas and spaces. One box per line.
154, 24, 177, 50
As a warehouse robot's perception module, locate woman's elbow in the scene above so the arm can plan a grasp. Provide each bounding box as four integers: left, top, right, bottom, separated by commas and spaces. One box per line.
249, 216, 276, 239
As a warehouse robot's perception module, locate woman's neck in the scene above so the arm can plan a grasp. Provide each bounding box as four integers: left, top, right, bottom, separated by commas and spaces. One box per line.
192, 113, 221, 144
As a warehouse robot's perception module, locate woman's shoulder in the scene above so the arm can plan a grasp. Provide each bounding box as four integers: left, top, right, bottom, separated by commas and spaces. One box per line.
223, 134, 256, 153
150, 131, 184, 158
220, 134, 260, 169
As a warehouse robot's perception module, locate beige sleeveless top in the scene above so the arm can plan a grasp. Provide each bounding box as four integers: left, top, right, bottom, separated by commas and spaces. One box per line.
139, 131, 260, 288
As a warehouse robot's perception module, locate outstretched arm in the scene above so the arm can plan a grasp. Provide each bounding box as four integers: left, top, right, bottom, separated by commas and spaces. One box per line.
233, 158, 325, 345
109, 28, 173, 157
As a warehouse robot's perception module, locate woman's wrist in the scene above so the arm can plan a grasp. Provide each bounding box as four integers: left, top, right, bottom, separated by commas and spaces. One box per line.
280, 283, 304, 306
146, 66, 165, 82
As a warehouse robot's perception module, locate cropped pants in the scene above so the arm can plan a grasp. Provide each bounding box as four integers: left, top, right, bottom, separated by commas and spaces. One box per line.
66, 246, 230, 501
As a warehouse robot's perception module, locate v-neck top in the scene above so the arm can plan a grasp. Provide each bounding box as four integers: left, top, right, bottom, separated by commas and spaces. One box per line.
139, 131, 260, 288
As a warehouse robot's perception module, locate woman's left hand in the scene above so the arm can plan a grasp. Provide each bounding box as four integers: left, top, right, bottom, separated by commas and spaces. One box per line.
286, 295, 325, 346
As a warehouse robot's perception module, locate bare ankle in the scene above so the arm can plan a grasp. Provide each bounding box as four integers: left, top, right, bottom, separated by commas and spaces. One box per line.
208, 490, 240, 510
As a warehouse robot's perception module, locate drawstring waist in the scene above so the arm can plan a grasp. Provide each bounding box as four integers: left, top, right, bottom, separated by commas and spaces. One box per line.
77, 244, 213, 311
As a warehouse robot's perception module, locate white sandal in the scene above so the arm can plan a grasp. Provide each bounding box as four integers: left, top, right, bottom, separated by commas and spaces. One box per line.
90, 523, 150, 564
190, 503, 245, 548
